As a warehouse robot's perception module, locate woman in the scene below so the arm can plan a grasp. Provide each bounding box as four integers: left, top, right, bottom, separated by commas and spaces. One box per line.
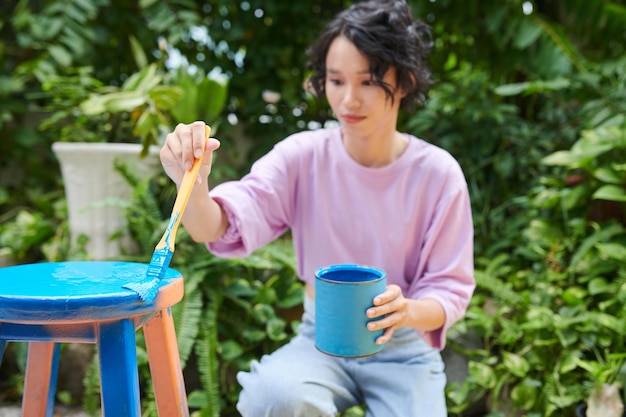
160, 1, 475, 415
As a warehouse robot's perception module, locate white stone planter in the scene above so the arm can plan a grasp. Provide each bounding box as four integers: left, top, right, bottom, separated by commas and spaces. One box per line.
52, 142, 161, 260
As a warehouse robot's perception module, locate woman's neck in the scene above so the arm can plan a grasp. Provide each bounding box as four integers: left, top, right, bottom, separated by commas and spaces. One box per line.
341, 129, 408, 168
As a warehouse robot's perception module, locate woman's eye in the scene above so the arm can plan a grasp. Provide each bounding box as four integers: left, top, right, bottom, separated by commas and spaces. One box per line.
328, 79, 343, 85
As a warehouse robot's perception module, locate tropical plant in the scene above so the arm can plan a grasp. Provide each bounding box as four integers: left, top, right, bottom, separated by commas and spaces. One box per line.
446, 53, 626, 416
39, 43, 228, 157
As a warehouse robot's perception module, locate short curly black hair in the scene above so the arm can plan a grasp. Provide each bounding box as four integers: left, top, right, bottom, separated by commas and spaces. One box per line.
306, 0, 433, 110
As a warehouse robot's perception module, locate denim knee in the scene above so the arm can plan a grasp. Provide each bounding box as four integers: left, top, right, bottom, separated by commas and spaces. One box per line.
236, 369, 337, 417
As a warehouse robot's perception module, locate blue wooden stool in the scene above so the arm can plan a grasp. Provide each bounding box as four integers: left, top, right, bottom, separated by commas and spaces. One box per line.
0, 261, 189, 417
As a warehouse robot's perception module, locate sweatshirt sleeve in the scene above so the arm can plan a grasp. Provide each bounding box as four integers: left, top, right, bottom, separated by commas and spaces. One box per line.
206, 140, 296, 258
409, 176, 475, 350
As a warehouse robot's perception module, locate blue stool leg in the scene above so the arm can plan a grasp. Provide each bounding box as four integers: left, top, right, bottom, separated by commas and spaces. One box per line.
98, 319, 141, 417
22, 342, 61, 417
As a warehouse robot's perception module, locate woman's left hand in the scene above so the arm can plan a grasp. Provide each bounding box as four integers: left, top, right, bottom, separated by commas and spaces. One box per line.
366, 284, 409, 345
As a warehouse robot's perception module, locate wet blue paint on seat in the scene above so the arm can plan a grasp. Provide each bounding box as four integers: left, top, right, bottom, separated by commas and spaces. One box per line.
0, 261, 181, 322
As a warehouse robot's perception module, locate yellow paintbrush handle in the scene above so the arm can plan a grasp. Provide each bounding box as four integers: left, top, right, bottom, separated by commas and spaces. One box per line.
157, 124, 212, 251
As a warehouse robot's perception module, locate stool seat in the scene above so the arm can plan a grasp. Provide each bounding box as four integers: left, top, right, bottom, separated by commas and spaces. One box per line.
0, 261, 183, 324
0, 261, 189, 417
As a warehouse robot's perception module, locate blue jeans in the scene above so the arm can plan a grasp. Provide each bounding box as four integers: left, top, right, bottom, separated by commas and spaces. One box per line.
236, 296, 447, 417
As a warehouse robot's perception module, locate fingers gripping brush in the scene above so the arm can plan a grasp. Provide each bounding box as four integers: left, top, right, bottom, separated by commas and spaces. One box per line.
124, 125, 211, 302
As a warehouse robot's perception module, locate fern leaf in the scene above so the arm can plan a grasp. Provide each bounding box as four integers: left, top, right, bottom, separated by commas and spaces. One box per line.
172, 280, 203, 369
475, 269, 525, 307
195, 295, 223, 417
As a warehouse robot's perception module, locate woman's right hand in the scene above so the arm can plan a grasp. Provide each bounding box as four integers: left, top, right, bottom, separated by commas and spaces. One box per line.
160, 121, 221, 186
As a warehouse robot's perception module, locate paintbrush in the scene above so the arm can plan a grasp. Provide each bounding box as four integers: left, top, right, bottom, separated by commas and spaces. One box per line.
124, 124, 211, 302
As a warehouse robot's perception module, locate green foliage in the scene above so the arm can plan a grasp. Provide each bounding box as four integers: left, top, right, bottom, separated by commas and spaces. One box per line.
82, 353, 101, 416
447, 54, 626, 416
0, 190, 71, 263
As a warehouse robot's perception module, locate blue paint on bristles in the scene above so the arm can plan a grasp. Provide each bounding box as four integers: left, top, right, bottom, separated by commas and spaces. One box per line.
145, 247, 174, 280
123, 212, 179, 303
122, 248, 173, 303
123, 124, 211, 303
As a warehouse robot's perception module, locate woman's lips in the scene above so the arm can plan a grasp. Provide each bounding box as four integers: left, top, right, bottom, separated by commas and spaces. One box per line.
341, 114, 366, 124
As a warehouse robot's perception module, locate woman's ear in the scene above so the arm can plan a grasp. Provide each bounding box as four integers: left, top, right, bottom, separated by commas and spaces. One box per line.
303, 76, 317, 96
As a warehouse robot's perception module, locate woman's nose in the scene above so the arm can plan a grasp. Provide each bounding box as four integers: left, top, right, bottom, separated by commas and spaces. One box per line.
343, 85, 361, 109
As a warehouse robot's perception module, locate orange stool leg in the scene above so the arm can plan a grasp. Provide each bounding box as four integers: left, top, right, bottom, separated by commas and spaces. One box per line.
22, 342, 60, 417
144, 308, 189, 417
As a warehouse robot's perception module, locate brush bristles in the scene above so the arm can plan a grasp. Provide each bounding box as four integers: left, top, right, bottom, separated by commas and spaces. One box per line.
122, 248, 173, 302
146, 248, 174, 280
123, 279, 159, 303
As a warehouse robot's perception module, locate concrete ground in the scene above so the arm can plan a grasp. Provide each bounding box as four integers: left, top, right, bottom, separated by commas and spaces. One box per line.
0, 405, 91, 417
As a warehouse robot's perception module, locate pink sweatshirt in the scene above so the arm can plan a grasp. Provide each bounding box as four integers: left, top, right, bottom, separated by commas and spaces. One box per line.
208, 127, 475, 350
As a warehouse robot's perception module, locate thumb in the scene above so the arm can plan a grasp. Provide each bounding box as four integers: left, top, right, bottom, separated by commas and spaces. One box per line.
196, 138, 221, 184
206, 138, 221, 154
201, 138, 221, 167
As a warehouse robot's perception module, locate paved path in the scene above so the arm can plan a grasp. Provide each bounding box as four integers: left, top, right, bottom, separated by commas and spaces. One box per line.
0, 405, 91, 417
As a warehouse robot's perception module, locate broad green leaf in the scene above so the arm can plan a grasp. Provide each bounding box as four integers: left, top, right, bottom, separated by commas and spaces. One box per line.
523, 307, 556, 329
133, 111, 155, 138
548, 393, 579, 408
150, 85, 183, 109
593, 185, 626, 202
102, 92, 146, 112
494, 82, 530, 96
589, 312, 624, 333
523, 219, 563, 248
559, 352, 581, 374
494, 78, 570, 97
251, 303, 274, 323
541, 150, 581, 166
514, 19, 542, 49
129, 35, 148, 69
511, 381, 537, 409
571, 223, 624, 271
468, 361, 496, 388
532, 15, 586, 72
255, 285, 278, 305
561, 186, 587, 211
543, 126, 623, 168
594, 167, 624, 184
589, 277, 612, 295
48, 45, 72, 67
123, 63, 161, 92
562, 286, 587, 305
187, 390, 208, 408
170, 69, 199, 124
595, 242, 626, 260
225, 278, 257, 297
542, 145, 612, 168
198, 76, 229, 123
242, 329, 266, 342
266, 317, 287, 341
503, 352, 530, 378
220, 340, 243, 361
275, 283, 304, 309
446, 381, 470, 407
140, 0, 159, 7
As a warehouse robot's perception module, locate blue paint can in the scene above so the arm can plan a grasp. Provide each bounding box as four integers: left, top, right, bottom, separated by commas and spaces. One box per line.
315, 264, 387, 358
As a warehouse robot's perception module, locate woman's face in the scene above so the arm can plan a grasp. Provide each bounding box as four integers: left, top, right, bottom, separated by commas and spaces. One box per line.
324, 36, 403, 136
